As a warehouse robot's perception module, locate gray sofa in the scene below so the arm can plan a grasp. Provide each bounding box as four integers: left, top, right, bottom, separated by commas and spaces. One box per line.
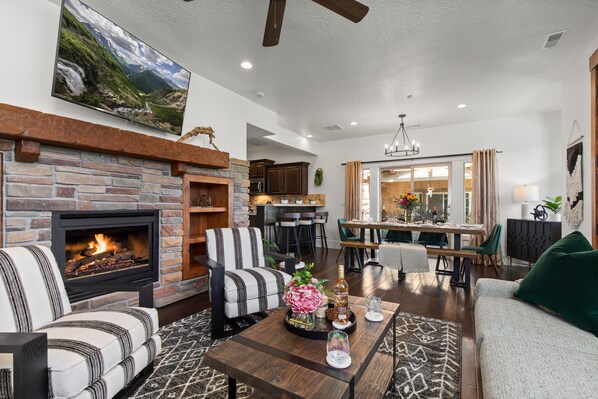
475, 278, 598, 399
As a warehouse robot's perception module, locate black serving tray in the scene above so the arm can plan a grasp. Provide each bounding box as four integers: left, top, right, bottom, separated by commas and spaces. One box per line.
283, 308, 357, 340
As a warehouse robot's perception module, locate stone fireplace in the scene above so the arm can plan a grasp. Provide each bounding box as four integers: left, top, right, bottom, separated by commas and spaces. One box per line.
0, 104, 249, 309
0, 141, 249, 310
52, 210, 160, 302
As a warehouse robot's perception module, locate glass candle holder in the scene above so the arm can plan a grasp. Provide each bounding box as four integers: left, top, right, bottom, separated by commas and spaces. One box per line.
365, 296, 383, 322
326, 330, 351, 369
315, 304, 327, 319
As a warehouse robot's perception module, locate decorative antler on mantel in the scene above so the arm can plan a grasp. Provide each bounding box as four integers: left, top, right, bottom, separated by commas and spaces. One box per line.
177, 126, 219, 151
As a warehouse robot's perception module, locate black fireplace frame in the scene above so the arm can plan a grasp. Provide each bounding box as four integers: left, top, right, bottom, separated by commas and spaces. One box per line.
52, 210, 160, 302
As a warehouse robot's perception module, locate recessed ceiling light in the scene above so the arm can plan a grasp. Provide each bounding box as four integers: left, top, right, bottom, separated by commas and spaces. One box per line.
350, 121, 358, 126
240, 61, 253, 70
457, 104, 467, 109
307, 134, 313, 138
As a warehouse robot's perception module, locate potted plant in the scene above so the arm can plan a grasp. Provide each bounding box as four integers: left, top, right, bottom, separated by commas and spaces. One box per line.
542, 195, 562, 222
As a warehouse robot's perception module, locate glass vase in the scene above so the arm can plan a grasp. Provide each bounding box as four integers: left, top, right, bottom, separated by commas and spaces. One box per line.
289, 311, 315, 330
406, 209, 412, 223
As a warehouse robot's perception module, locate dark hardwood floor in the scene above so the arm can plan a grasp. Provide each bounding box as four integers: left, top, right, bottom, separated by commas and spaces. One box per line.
158, 248, 529, 399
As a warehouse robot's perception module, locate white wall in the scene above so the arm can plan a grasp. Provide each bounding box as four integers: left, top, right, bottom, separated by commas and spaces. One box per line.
560, 35, 598, 241
0, 0, 298, 160
252, 112, 562, 252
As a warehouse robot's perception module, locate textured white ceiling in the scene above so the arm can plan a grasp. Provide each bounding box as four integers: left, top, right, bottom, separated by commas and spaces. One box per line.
84, 0, 598, 142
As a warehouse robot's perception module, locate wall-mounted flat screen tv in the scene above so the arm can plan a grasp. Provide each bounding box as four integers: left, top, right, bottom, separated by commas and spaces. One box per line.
52, 0, 191, 135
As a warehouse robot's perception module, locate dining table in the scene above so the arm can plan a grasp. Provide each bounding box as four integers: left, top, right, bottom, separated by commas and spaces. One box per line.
339, 220, 487, 285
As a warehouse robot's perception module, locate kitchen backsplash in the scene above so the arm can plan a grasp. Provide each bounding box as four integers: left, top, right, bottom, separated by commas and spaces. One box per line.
250, 194, 326, 206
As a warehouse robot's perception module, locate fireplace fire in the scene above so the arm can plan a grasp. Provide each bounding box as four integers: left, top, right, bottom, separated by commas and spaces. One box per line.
65, 230, 149, 279
52, 210, 159, 301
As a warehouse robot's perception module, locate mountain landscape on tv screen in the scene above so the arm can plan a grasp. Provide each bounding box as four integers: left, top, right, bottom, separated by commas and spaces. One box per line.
53, 0, 191, 135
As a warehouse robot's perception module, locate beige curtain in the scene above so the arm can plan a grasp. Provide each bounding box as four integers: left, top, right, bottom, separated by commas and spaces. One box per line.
345, 161, 362, 220
471, 149, 502, 265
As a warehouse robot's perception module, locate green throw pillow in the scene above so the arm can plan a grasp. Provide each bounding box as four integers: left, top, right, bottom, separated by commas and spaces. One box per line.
514, 231, 598, 334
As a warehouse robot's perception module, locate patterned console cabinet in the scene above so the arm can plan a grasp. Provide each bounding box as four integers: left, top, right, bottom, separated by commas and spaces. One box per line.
506, 219, 562, 265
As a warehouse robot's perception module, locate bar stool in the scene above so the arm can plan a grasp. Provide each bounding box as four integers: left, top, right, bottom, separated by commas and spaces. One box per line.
275, 213, 301, 258
314, 211, 329, 251
264, 221, 277, 242
298, 212, 316, 256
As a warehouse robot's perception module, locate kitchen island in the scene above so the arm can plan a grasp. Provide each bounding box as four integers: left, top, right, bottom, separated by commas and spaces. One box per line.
249, 204, 326, 243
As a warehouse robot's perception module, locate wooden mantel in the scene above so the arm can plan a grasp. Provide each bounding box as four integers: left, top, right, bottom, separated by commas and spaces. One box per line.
0, 103, 229, 170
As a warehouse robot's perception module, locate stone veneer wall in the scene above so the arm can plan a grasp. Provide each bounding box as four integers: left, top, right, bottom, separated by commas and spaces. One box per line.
0, 139, 249, 309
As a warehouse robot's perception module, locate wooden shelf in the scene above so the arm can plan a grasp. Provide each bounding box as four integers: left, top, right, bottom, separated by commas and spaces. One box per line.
188, 234, 206, 244
189, 206, 227, 213
182, 174, 233, 281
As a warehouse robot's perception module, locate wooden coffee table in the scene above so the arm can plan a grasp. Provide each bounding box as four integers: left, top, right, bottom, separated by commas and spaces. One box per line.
203, 296, 400, 399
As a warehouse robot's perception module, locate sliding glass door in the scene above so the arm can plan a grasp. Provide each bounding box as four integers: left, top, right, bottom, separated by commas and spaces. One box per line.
380, 164, 450, 221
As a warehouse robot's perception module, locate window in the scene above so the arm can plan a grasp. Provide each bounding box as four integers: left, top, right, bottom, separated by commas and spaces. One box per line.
380, 164, 450, 222
361, 169, 370, 219
464, 162, 472, 223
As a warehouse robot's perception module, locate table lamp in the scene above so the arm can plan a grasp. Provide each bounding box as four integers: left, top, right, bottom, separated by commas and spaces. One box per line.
514, 185, 539, 220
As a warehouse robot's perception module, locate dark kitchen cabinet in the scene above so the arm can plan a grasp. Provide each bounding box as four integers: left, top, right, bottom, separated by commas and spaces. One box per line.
249, 159, 274, 178
506, 218, 561, 265
267, 167, 285, 194
266, 162, 309, 195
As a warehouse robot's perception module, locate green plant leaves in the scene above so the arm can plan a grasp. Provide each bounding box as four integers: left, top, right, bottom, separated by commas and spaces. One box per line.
542, 195, 562, 213
314, 168, 323, 186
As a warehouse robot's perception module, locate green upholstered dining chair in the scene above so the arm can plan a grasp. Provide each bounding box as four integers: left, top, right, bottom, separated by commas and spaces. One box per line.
384, 230, 413, 243
463, 224, 503, 276
336, 218, 361, 263
417, 232, 449, 269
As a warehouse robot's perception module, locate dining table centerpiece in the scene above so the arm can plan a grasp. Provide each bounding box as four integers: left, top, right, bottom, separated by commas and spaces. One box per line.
283, 263, 328, 330
393, 192, 419, 223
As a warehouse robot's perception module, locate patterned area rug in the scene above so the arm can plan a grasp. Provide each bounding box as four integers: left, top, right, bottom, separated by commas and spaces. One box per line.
132, 309, 462, 399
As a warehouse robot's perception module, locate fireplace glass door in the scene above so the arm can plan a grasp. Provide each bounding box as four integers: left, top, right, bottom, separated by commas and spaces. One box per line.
52, 210, 159, 301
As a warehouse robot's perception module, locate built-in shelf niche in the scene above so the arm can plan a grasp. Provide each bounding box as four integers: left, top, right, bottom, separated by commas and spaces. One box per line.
182, 174, 232, 280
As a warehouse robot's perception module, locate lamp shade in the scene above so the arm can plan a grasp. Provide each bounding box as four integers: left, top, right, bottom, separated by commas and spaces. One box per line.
513, 185, 539, 202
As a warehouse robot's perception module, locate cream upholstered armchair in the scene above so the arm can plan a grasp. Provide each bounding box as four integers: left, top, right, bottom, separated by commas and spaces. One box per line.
0, 245, 160, 399
198, 227, 296, 340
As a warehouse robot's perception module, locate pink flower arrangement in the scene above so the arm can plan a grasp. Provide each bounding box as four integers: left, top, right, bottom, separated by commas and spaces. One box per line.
283, 263, 328, 315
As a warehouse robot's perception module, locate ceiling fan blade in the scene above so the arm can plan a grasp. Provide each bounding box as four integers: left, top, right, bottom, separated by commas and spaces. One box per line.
263, 0, 286, 47
311, 0, 369, 23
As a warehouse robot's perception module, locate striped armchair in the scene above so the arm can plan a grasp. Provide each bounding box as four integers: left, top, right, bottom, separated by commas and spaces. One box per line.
200, 227, 296, 339
0, 245, 160, 399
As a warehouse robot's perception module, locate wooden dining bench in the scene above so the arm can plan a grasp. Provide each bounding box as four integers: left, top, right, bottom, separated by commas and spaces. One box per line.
340, 241, 476, 289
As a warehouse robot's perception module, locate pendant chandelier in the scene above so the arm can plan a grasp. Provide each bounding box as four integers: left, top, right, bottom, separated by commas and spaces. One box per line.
384, 114, 420, 157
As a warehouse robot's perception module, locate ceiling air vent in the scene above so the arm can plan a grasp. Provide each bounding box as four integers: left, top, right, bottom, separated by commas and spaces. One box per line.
543, 30, 567, 49
325, 124, 344, 131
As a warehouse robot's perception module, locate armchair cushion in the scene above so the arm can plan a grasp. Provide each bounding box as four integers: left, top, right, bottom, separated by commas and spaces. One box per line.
69, 336, 160, 399
206, 227, 265, 270
225, 294, 286, 319
0, 245, 71, 333
37, 307, 159, 398
224, 267, 291, 303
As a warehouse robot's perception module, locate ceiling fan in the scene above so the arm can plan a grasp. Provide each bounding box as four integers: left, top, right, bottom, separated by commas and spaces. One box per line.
184, 0, 369, 47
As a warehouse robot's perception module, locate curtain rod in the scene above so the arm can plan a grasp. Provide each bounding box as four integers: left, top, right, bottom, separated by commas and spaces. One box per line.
340, 151, 503, 166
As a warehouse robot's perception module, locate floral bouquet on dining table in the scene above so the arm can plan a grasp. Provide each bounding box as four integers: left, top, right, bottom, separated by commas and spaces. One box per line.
283, 263, 328, 316
394, 192, 419, 210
